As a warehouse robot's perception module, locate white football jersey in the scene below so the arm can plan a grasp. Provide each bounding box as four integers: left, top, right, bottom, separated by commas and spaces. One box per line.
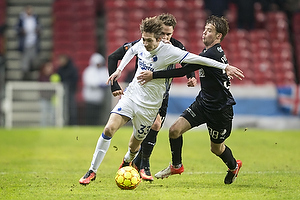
117, 40, 227, 109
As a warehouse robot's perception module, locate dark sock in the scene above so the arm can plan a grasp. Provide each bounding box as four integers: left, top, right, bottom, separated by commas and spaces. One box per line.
170, 135, 183, 167
140, 129, 158, 169
133, 151, 141, 170
218, 145, 237, 170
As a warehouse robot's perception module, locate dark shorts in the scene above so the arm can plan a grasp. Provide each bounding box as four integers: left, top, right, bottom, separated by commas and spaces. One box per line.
181, 100, 233, 144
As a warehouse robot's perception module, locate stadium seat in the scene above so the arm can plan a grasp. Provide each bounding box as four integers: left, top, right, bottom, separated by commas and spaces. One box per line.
148, 0, 167, 10
269, 30, 289, 42
266, 11, 287, 23
106, 0, 127, 10
250, 39, 270, 52
53, 0, 97, 83
249, 30, 268, 41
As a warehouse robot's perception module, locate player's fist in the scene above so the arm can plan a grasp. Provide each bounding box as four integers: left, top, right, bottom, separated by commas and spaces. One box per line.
187, 77, 197, 87
112, 89, 124, 97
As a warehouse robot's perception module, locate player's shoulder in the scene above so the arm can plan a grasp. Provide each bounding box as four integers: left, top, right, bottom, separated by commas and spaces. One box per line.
170, 37, 185, 50
160, 42, 182, 53
203, 43, 225, 57
123, 39, 141, 51
212, 43, 225, 54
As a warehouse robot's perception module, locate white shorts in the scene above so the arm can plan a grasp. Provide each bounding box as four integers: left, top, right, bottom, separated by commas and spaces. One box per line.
111, 95, 159, 140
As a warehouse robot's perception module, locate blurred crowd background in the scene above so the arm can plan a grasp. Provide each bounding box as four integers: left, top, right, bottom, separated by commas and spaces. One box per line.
0, 0, 300, 127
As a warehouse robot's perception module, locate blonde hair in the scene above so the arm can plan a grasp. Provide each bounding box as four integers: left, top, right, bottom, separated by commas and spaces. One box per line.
140, 16, 163, 40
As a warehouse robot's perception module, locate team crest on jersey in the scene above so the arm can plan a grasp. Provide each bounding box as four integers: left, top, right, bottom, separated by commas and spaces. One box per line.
199, 68, 205, 77
152, 55, 158, 62
217, 46, 223, 52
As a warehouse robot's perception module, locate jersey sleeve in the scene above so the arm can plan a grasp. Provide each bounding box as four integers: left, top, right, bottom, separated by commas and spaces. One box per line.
117, 41, 140, 71
107, 46, 125, 92
182, 52, 227, 70
153, 64, 200, 79
181, 63, 195, 78
163, 44, 191, 65
107, 40, 140, 92
172, 39, 195, 78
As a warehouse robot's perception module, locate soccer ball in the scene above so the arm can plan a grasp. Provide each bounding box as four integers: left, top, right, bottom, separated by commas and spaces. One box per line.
115, 166, 141, 190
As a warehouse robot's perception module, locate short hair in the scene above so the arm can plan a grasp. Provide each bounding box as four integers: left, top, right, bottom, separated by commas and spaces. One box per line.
140, 16, 163, 40
206, 15, 229, 41
158, 13, 177, 29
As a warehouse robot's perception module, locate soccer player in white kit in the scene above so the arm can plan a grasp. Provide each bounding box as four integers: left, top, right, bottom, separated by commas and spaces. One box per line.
79, 16, 244, 185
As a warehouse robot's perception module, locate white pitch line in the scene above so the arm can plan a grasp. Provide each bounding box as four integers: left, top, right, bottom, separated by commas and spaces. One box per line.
185, 171, 300, 175
1, 171, 298, 175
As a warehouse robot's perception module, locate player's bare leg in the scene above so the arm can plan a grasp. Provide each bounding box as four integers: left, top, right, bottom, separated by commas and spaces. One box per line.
155, 117, 191, 179
120, 133, 143, 168
79, 113, 129, 185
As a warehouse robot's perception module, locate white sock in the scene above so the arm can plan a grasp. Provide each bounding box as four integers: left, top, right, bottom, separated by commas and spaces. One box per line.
89, 133, 111, 173
123, 148, 139, 163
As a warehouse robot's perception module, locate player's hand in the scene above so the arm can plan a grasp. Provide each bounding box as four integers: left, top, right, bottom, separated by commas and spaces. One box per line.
112, 89, 124, 97
225, 65, 244, 80
187, 77, 197, 87
137, 71, 153, 85
107, 69, 122, 85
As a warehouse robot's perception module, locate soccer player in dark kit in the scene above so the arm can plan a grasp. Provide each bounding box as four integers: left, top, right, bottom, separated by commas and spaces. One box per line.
102, 13, 197, 181
137, 15, 243, 184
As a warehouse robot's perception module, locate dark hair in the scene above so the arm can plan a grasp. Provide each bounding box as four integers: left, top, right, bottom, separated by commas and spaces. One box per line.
140, 16, 163, 39
206, 15, 229, 41
158, 13, 177, 29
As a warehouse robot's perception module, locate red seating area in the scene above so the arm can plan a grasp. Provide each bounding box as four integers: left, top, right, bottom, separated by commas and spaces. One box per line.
52, 2, 96, 74
0, 0, 6, 55
225, 12, 295, 86
52, 0, 97, 101
105, 0, 297, 85
292, 13, 300, 80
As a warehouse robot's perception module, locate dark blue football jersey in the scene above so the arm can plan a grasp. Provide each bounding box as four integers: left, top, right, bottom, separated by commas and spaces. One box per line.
197, 43, 236, 111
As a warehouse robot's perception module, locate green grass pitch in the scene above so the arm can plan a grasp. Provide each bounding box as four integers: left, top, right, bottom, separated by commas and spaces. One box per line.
0, 126, 299, 199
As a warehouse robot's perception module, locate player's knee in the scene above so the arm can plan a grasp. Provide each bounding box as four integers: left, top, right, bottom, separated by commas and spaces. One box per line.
169, 126, 180, 139
151, 120, 161, 131
103, 125, 115, 138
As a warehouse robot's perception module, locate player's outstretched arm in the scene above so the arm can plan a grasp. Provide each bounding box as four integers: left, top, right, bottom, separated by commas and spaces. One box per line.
137, 64, 200, 85
138, 64, 244, 85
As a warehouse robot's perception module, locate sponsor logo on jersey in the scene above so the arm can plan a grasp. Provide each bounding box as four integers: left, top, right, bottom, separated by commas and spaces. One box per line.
138, 58, 155, 71
217, 46, 223, 52
118, 107, 122, 111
